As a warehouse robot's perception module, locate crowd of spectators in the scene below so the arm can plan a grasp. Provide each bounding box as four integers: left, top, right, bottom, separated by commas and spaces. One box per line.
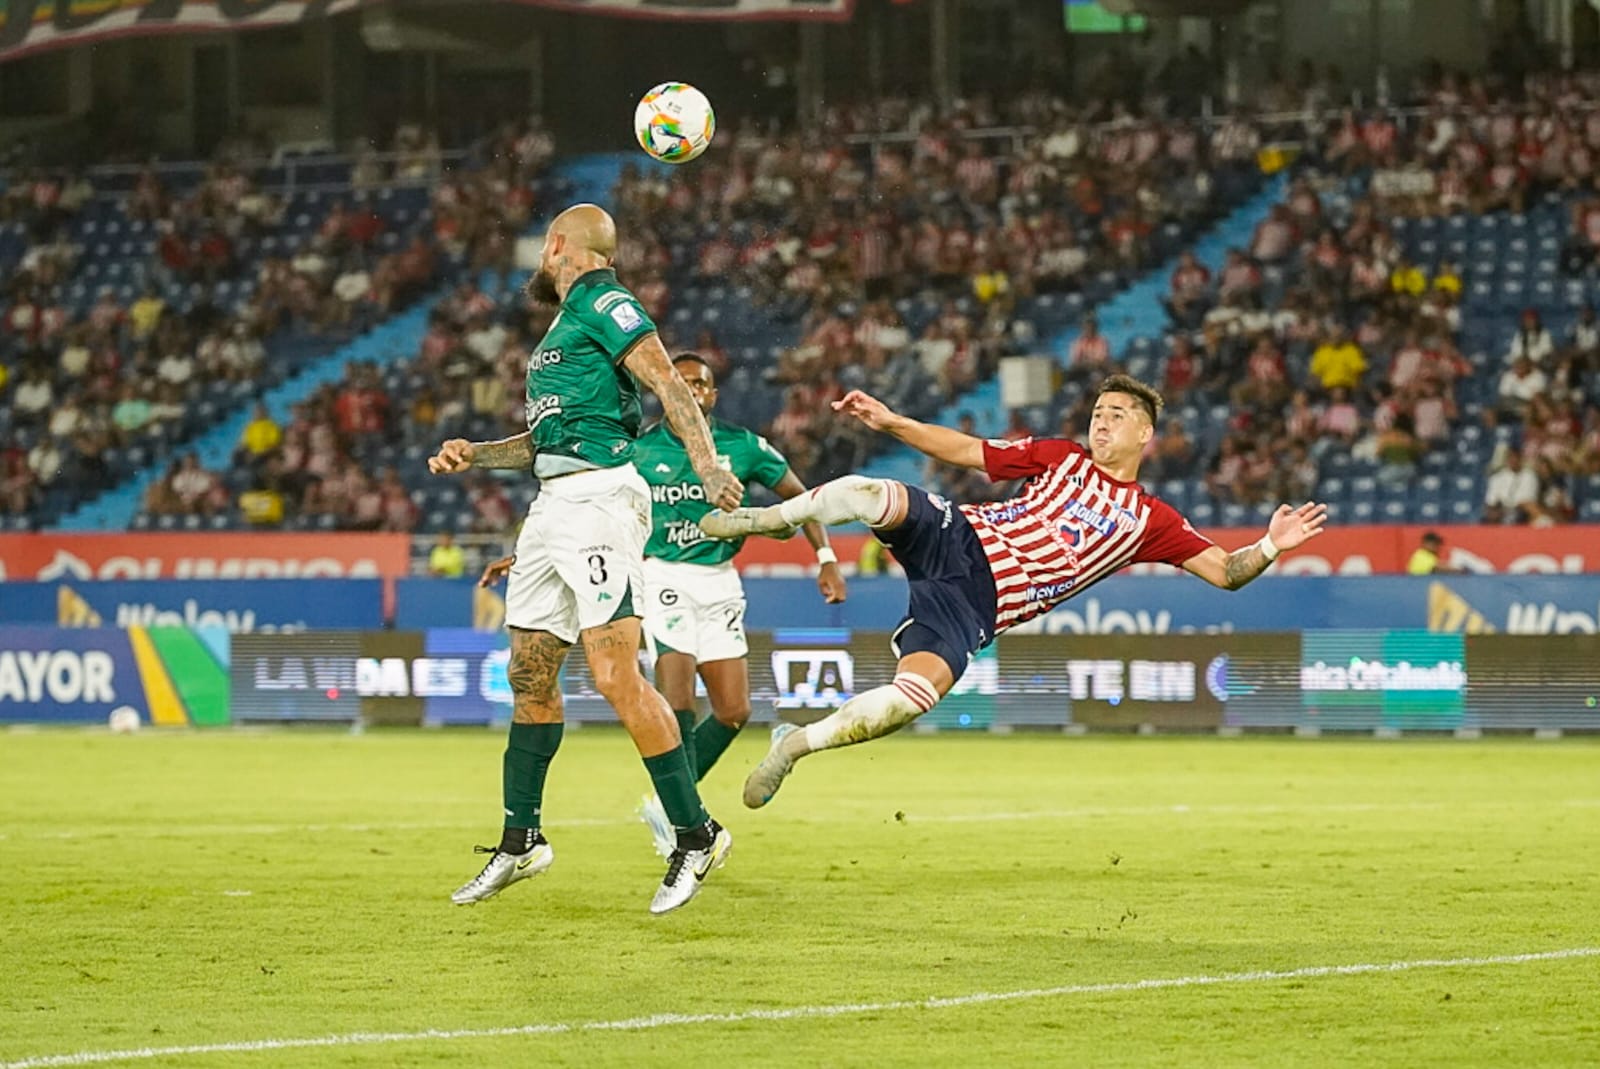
611, 93, 1266, 483
938, 66, 1600, 527
1, 116, 558, 527
17, 64, 1600, 531
205, 278, 531, 531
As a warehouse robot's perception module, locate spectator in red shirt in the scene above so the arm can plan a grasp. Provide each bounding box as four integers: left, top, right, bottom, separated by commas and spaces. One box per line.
333, 364, 389, 438
1163, 334, 1199, 404
468, 474, 514, 534
1067, 314, 1112, 382
1165, 249, 1212, 326
344, 200, 384, 248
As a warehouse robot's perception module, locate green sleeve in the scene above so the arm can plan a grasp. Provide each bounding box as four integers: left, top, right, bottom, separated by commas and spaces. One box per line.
575, 286, 657, 363
743, 431, 792, 490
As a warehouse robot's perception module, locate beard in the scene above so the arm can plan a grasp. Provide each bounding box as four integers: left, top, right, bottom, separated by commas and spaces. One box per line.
525, 267, 559, 304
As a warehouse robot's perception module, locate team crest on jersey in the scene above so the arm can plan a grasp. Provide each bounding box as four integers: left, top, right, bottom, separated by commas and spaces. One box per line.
609, 303, 643, 332
981, 501, 1029, 523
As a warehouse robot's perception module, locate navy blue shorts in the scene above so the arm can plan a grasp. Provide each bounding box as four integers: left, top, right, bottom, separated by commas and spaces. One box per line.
875, 484, 998, 682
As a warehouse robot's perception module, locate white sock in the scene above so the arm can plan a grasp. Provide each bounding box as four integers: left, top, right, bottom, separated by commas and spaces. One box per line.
798, 672, 941, 754
777, 476, 902, 529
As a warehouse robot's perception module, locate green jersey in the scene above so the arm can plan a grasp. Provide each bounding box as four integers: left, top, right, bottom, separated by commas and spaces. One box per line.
525, 268, 656, 479
636, 417, 791, 565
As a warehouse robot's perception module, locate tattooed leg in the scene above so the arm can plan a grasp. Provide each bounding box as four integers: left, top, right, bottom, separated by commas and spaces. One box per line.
508, 627, 570, 724
490, 628, 571, 855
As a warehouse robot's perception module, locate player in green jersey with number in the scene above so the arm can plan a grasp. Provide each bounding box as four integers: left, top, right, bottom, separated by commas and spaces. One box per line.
483, 352, 847, 856
427, 204, 743, 915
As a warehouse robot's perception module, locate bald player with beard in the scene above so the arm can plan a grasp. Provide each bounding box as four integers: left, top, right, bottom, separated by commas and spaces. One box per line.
428, 204, 744, 915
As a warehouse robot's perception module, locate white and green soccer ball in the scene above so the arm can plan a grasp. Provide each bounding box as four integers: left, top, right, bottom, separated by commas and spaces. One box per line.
634, 82, 716, 164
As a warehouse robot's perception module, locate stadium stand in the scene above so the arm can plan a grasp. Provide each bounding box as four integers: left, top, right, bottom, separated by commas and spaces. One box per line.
913, 72, 1600, 529
11, 76, 1600, 536
142, 99, 1266, 534
0, 118, 562, 531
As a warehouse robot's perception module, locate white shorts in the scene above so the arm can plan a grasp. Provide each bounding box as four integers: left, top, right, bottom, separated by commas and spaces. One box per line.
505, 466, 651, 643
642, 558, 748, 663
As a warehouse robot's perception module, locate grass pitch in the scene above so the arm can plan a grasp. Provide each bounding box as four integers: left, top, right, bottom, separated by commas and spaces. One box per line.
2, 729, 1598, 1067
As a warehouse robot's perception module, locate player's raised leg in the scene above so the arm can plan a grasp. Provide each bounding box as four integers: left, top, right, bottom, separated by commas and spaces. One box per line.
699, 475, 910, 540
743, 651, 952, 808
451, 626, 564, 904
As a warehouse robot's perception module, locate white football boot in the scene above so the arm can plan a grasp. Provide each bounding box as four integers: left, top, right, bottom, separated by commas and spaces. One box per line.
649, 820, 732, 915
450, 838, 554, 905
697, 505, 796, 541
741, 722, 803, 809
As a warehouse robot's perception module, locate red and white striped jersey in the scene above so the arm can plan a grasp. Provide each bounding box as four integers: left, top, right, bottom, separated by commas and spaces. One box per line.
960, 437, 1214, 633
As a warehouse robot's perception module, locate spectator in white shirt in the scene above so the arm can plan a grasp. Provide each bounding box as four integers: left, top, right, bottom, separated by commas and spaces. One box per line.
156, 349, 195, 387
27, 437, 62, 486
13, 370, 53, 423
1484, 450, 1540, 524
219, 324, 265, 381
1568, 304, 1599, 357
1504, 308, 1555, 366
1497, 356, 1548, 421
48, 398, 84, 439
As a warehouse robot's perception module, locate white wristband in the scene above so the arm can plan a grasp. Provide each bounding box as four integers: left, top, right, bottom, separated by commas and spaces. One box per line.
1256, 533, 1281, 562
815, 547, 838, 565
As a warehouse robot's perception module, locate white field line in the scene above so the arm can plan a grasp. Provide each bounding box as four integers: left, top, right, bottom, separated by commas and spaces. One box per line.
4, 947, 1596, 1069
2, 798, 1598, 842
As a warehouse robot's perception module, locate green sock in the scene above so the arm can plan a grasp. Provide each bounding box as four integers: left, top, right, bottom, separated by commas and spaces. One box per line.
503, 722, 563, 832
673, 709, 698, 779
642, 746, 708, 829
692, 716, 742, 781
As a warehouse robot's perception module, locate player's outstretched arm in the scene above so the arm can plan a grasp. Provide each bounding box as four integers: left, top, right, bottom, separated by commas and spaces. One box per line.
833, 390, 985, 470
479, 555, 515, 587
623, 334, 744, 510
773, 469, 847, 604
1182, 502, 1328, 590
427, 433, 535, 473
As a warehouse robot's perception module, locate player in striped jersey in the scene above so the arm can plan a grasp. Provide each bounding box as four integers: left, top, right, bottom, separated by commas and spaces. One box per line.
700, 374, 1327, 809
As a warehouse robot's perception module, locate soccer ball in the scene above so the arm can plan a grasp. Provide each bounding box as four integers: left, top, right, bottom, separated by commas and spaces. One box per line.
634, 82, 716, 164
108, 706, 142, 734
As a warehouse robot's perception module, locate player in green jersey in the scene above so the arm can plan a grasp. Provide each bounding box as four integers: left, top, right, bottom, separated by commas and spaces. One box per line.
427, 204, 743, 915
484, 353, 848, 857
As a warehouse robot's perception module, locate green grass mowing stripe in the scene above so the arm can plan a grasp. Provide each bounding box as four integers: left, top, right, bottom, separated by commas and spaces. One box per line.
4, 947, 1595, 1069
145, 628, 230, 726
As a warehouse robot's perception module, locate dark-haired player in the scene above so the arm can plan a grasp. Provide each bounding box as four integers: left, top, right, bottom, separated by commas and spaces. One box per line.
700, 374, 1328, 808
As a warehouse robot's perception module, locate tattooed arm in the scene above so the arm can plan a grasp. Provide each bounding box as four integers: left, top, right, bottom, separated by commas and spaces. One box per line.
622, 333, 744, 510
427, 432, 535, 474
1182, 503, 1330, 591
